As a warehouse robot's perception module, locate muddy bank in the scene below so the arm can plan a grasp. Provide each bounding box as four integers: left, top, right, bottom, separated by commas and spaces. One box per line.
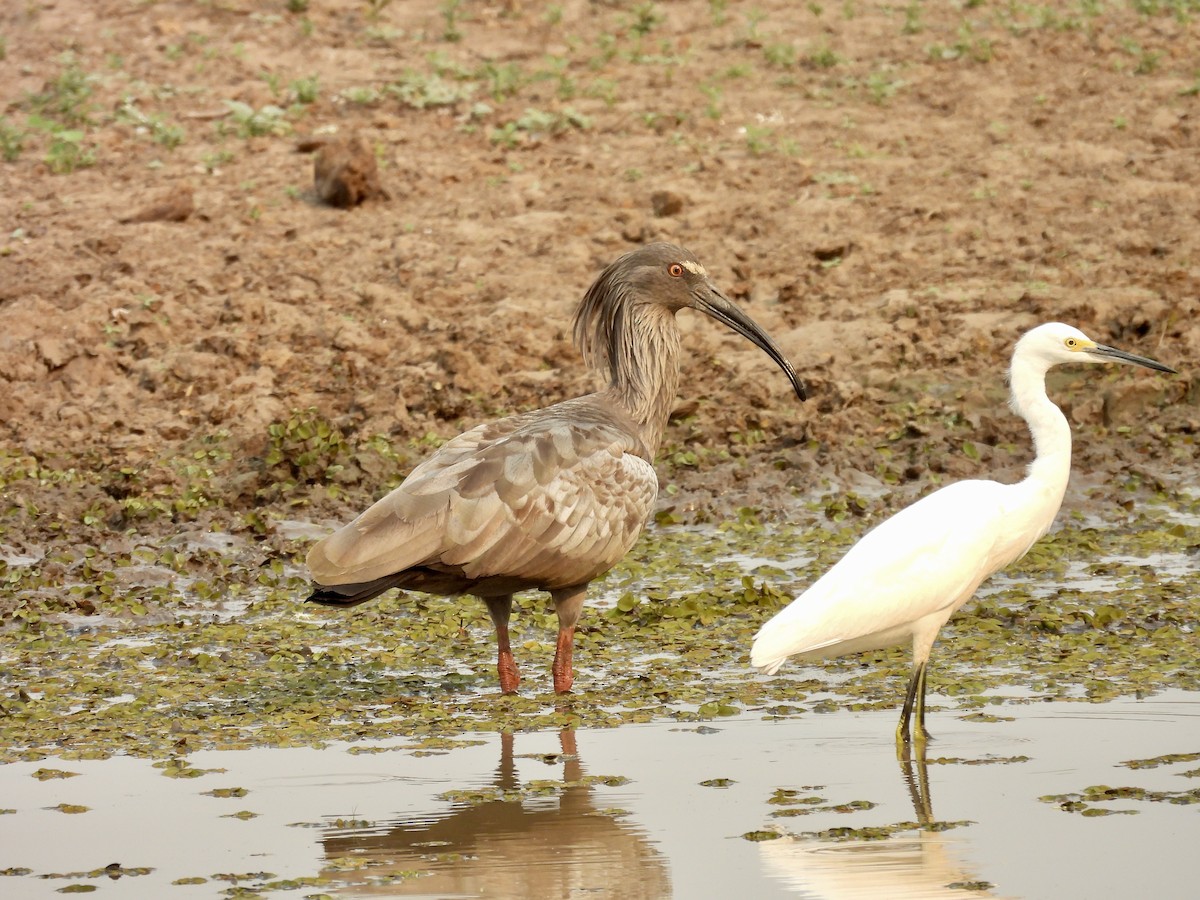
0, 0, 1198, 618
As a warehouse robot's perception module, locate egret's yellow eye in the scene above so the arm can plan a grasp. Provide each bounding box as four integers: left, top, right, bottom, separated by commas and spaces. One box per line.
1065, 338, 1079, 349
668, 263, 684, 277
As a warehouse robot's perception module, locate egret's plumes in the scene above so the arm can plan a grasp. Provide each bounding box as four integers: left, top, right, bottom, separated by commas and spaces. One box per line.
307, 243, 806, 695
750, 322, 1175, 746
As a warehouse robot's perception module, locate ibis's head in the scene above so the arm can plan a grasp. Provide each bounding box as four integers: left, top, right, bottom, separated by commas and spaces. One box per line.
573, 242, 806, 401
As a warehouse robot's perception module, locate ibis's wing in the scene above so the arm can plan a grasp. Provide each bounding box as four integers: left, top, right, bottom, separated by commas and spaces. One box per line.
307, 403, 657, 590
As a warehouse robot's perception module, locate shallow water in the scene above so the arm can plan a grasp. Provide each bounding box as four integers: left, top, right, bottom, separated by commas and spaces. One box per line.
2, 692, 1198, 898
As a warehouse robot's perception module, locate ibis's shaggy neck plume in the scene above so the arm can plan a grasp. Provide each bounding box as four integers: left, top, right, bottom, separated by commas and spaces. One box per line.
575, 296, 681, 455
572, 244, 805, 457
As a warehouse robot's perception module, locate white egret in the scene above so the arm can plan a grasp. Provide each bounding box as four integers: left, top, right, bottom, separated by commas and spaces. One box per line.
750, 322, 1176, 746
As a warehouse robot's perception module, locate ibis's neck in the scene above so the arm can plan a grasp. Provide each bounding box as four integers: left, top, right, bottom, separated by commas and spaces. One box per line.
604, 304, 682, 456
1010, 355, 1072, 521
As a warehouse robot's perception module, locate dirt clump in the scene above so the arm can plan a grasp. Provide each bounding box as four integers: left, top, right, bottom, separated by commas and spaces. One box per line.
308, 133, 390, 208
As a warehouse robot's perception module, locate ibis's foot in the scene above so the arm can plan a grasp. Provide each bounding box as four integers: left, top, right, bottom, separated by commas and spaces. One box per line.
552, 665, 574, 694
497, 650, 520, 695
552, 627, 575, 694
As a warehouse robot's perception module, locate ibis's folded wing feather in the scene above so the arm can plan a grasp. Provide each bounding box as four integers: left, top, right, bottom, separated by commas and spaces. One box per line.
307, 399, 658, 591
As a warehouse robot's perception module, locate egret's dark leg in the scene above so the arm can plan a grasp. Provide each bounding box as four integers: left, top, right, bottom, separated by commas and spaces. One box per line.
485, 595, 520, 694
898, 739, 933, 824
550, 584, 588, 694
896, 660, 930, 748
912, 662, 931, 743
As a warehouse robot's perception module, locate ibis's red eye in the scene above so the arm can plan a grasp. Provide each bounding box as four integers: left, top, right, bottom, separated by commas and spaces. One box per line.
668, 263, 684, 277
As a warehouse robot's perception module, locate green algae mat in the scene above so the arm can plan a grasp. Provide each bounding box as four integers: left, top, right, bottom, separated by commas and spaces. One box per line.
2, 499, 1197, 765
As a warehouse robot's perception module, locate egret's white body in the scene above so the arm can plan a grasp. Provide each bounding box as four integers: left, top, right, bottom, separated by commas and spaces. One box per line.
750, 322, 1175, 745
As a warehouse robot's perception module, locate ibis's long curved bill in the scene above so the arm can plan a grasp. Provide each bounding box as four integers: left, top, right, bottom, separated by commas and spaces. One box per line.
693, 284, 807, 401
1086, 342, 1177, 374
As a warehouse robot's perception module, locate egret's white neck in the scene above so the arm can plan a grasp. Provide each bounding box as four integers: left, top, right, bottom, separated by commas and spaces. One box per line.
1009, 353, 1072, 505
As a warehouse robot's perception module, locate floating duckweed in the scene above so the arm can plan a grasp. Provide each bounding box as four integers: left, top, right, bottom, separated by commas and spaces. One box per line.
40, 865, 152, 879
958, 712, 1015, 724
257, 877, 331, 891
741, 829, 783, 842
1120, 751, 1200, 770
327, 818, 371, 829
798, 820, 972, 841
154, 758, 224, 778
438, 787, 509, 805
204, 787, 248, 799
1041, 783, 1200, 811
589, 807, 632, 817
31, 768, 78, 780
363, 872, 419, 884
323, 857, 375, 871
0, 506, 1195, 763
211, 870, 276, 882
926, 755, 1030, 766
773, 798, 878, 818
768, 788, 825, 806
583, 774, 631, 786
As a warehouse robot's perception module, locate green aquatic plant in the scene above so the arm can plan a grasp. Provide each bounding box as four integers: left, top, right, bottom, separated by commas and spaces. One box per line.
0, 502, 1195, 764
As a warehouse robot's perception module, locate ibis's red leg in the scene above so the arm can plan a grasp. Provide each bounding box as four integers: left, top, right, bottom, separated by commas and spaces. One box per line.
559, 728, 578, 757
550, 585, 587, 694
485, 595, 520, 694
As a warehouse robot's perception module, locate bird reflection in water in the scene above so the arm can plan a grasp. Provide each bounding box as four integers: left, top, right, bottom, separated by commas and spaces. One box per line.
759, 745, 1008, 899
318, 730, 670, 898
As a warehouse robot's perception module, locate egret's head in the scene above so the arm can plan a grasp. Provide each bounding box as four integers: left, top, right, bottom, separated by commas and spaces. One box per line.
1017, 322, 1176, 374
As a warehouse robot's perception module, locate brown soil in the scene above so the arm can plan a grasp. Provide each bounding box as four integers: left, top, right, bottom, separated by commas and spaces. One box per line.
1, 1, 1197, 577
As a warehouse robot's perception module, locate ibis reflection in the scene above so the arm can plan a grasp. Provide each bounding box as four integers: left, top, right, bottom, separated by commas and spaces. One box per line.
319, 729, 670, 898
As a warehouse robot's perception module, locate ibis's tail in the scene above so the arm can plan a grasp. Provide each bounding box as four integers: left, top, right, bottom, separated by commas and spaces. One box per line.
306, 575, 402, 608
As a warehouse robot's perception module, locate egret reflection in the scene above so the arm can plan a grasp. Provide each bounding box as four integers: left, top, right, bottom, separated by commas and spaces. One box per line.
319, 730, 669, 898
759, 746, 1006, 899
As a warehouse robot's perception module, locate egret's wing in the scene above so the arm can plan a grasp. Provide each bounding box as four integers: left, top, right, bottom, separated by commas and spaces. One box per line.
307, 403, 657, 589
751, 480, 1018, 670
